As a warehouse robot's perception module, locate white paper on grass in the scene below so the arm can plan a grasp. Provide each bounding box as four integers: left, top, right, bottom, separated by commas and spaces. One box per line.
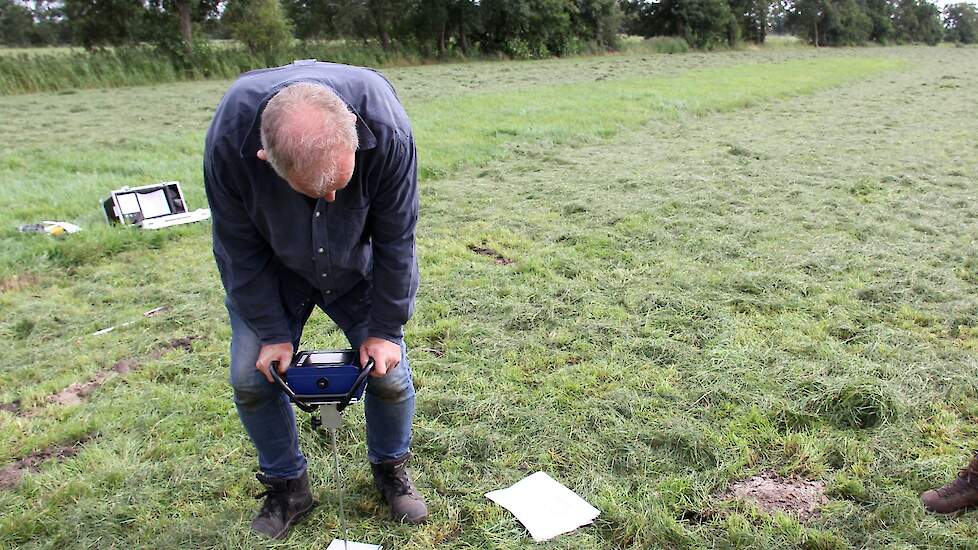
485, 471, 600, 542
136, 189, 172, 218
324, 540, 382, 550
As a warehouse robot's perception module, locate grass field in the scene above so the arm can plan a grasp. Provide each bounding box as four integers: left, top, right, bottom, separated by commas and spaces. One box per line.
1, 45, 977, 548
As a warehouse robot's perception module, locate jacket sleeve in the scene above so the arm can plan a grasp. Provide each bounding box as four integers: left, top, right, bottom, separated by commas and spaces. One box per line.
204, 152, 292, 345
367, 131, 420, 343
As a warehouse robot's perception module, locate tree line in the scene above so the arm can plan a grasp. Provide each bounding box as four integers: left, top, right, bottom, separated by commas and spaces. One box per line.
1, 0, 976, 56
622, 0, 978, 47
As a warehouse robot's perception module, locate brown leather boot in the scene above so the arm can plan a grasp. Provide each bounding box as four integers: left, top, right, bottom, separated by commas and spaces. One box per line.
921, 453, 978, 514
251, 471, 317, 539
370, 453, 429, 524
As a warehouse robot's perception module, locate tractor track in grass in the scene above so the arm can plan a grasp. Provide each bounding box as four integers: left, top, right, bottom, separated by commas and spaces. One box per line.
0, 435, 95, 490
0, 336, 197, 417
0, 336, 197, 490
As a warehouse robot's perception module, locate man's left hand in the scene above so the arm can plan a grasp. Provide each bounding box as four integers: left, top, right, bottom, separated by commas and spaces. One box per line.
360, 337, 401, 377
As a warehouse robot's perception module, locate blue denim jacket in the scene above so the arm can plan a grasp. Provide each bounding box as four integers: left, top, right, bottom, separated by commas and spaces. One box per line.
203, 61, 419, 345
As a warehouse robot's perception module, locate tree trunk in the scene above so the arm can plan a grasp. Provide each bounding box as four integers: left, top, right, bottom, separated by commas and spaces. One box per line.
438, 23, 447, 55
813, 18, 819, 47
368, 0, 391, 50
458, 27, 468, 53
758, 1, 767, 43
177, 0, 193, 55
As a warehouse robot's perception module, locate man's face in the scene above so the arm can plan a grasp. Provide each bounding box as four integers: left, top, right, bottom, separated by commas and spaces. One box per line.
285, 149, 356, 202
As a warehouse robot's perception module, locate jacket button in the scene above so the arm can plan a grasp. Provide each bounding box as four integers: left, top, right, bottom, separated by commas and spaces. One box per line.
314, 211, 321, 218
318, 247, 325, 253
320, 272, 328, 278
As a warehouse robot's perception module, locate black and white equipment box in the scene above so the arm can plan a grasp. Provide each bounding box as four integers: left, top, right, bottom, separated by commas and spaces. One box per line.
102, 181, 210, 230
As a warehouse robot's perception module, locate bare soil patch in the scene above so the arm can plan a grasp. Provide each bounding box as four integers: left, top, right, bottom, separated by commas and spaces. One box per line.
34, 358, 140, 410
163, 336, 195, 353
5, 336, 197, 417
718, 471, 827, 521
0, 274, 38, 293
0, 438, 91, 490
419, 347, 446, 357
468, 244, 514, 265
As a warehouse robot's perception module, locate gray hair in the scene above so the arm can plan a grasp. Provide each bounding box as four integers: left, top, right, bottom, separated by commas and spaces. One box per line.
260, 83, 359, 194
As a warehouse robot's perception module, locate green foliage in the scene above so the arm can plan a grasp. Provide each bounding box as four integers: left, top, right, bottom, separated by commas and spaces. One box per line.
281, 0, 338, 38
0, 0, 34, 46
224, 0, 294, 55
574, 0, 623, 49
824, 0, 873, 45
728, 0, 768, 43
677, 0, 739, 48
481, 0, 577, 57
63, 0, 144, 49
369, 0, 625, 58
787, 0, 873, 46
783, 0, 946, 47
862, 0, 896, 43
894, 0, 944, 44
0, 0, 70, 46
622, 0, 738, 49
943, 3, 978, 44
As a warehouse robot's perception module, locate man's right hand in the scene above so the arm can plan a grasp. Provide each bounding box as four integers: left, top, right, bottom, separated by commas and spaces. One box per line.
256, 342, 294, 383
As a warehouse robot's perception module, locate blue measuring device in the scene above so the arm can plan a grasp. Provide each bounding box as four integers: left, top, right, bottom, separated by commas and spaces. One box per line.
270, 350, 374, 413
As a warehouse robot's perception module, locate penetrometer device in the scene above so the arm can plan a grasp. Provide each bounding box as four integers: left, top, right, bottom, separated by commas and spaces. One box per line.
271, 349, 375, 550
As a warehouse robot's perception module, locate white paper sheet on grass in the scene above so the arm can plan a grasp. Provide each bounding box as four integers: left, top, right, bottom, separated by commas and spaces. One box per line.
485, 471, 600, 542
325, 540, 382, 550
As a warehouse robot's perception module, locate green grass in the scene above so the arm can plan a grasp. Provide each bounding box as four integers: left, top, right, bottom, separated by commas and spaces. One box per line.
2, 46, 978, 548
0, 46, 82, 57
0, 52, 898, 278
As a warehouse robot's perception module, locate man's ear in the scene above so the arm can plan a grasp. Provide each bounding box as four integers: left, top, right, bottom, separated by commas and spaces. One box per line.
256, 149, 268, 161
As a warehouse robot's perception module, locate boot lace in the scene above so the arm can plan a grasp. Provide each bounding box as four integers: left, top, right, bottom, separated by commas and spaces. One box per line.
254, 474, 289, 519
937, 454, 978, 497
382, 462, 416, 497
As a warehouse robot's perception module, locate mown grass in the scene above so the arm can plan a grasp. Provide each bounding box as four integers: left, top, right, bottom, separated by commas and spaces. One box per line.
2, 46, 978, 548
0, 51, 897, 279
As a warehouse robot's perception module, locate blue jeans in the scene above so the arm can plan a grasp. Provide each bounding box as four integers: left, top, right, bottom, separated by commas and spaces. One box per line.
226, 289, 416, 480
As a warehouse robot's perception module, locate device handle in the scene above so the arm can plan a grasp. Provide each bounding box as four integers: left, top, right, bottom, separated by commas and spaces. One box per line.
269, 361, 317, 413
337, 358, 375, 413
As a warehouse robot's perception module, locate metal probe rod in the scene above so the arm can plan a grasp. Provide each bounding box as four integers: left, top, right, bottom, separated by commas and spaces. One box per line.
329, 426, 349, 550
